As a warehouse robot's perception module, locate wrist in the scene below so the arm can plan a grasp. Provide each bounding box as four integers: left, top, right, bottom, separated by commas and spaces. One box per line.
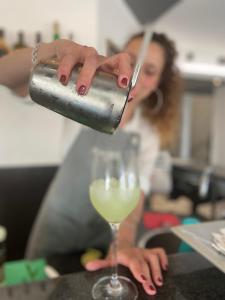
33, 42, 56, 65
117, 239, 135, 250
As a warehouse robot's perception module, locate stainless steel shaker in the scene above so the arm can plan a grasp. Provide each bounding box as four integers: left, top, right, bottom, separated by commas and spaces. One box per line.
29, 28, 153, 133
29, 61, 130, 134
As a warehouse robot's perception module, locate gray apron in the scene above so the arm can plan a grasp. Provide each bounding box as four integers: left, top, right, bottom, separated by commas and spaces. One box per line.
26, 128, 139, 259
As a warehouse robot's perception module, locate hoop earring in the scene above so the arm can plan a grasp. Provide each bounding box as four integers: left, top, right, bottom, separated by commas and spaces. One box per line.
151, 89, 164, 114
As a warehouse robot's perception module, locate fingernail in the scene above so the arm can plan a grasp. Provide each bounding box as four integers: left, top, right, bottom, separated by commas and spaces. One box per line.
164, 264, 168, 271
128, 97, 133, 102
149, 285, 155, 292
140, 274, 147, 281
78, 85, 87, 96
158, 277, 163, 283
60, 75, 67, 84
121, 77, 128, 87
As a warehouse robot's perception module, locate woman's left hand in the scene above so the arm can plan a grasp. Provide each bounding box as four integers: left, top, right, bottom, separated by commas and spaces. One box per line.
85, 247, 168, 296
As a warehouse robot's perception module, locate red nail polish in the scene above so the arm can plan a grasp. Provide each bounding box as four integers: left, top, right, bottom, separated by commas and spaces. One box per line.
140, 274, 147, 281
121, 77, 128, 87
60, 75, 67, 84
158, 277, 163, 283
149, 285, 155, 291
78, 85, 87, 96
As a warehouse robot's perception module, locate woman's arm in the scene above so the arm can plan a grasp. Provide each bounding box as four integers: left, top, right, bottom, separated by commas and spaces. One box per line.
0, 47, 33, 91
0, 44, 55, 95
117, 191, 145, 249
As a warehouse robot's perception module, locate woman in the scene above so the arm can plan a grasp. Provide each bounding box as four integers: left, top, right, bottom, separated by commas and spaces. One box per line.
26, 32, 182, 296
0, 39, 133, 97
85, 32, 181, 293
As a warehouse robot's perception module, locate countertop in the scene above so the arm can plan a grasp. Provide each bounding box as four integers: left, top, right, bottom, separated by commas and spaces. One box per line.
0, 252, 225, 299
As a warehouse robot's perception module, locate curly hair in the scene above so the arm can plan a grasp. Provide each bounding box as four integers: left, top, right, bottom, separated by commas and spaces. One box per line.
126, 32, 183, 148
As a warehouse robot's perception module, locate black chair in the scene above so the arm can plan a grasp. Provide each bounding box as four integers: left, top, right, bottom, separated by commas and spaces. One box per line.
0, 165, 57, 260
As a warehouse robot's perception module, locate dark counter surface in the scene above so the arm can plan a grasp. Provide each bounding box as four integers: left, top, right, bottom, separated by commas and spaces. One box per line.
0, 252, 225, 300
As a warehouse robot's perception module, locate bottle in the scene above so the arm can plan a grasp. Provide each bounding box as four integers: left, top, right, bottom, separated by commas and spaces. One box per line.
53, 22, 60, 40
0, 29, 10, 57
35, 32, 42, 44
14, 31, 27, 49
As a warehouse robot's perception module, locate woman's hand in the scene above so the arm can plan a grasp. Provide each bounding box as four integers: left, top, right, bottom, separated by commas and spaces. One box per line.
0, 39, 135, 99
50, 39, 133, 97
85, 247, 168, 296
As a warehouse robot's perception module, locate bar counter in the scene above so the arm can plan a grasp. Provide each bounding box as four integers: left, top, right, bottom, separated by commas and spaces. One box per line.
0, 252, 225, 299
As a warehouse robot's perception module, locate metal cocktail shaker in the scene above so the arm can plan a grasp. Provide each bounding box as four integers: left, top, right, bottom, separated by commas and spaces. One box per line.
29, 61, 130, 134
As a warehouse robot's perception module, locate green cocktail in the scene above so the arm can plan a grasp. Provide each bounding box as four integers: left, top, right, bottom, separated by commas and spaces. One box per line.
89, 178, 140, 223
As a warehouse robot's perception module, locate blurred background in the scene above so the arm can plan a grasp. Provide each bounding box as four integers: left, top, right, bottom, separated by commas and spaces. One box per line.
0, 0, 225, 261
1, 0, 225, 166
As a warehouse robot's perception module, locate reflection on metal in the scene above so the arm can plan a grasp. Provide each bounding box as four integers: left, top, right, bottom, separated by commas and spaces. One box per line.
198, 166, 212, 199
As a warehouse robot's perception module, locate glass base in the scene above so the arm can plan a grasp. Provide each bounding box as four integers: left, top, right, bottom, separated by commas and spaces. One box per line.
92, 275, 138, 300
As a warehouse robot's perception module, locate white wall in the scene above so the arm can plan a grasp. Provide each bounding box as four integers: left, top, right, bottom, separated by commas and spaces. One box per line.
153, 0, 225, 166
0, 86, 64, 166
97, 0, 140, 54
211, 86, 225, 167
1, 0, 98, 47
154, 0, 225, 64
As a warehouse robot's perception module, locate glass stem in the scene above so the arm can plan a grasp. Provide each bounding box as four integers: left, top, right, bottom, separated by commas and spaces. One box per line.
109, 223, 121, 289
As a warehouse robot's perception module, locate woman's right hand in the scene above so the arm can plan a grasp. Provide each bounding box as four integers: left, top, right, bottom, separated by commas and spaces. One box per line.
47, 39, 133, 98
85, 247, 168, 296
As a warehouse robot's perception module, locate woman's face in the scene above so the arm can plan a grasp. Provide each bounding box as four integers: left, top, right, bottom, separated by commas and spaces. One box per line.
125, 37, 166, 103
